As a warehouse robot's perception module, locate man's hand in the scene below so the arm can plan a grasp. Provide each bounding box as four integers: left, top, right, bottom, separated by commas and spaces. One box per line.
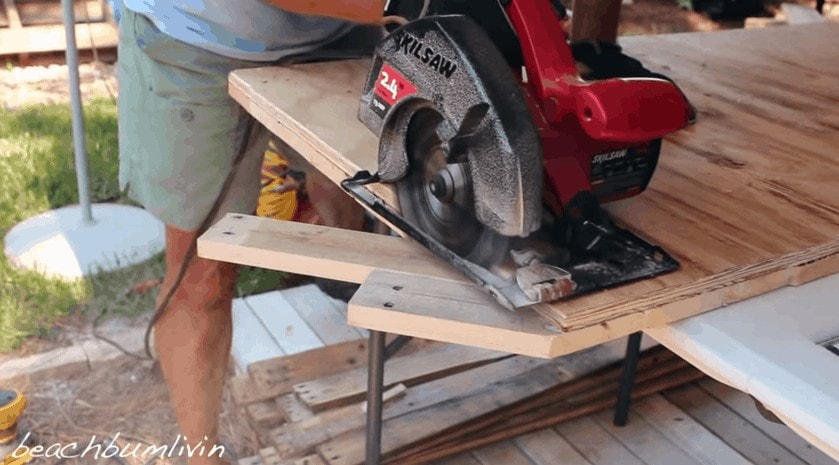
263, 0, 386, 24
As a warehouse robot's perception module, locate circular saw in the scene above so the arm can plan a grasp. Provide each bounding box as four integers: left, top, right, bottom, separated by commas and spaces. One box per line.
346, 0, 694, 310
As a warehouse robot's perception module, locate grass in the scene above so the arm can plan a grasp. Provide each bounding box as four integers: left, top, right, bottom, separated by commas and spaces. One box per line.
0, 97, 285, 352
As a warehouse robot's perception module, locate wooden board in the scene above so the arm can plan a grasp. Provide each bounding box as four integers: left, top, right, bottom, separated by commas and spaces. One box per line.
645, 272, 839, 461
213, 23, 839, 352
0, 21, 117, 55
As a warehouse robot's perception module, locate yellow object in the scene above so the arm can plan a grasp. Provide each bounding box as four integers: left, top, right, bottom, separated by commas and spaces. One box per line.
256, 140, 301, 221
0, 390, 24, 444
2, 449, 30, 465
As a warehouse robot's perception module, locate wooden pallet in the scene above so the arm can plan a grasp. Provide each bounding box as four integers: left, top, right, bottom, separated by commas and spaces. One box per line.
228, 288, 838, 465
0, 0, 117, 58
229, 336, 703, 465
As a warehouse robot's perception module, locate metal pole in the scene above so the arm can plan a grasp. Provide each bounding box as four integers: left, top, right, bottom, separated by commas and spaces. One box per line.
365, 330, 386, 465
614, 331, 643, 426
62, 0, 94, 224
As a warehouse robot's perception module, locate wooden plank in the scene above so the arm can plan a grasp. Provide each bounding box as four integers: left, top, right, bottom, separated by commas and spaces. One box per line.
381, 348, 703, 465
0, 21, 117, 55
246, 339, 371, 404
348, 269, 644, 358
317, 362, 569, 465
281, 284, 366, 343
243, 337, 436, 405
432, 454, 484, 465
16, 0, 104, 26
246, 291, 324, 355
293, 344, 508, 411
198, 214, 462, 284
471, 440, 535, 465
268, 356, 552, 459
646, 272, 839, 461
635, 394, 754, 465
278, 393, 315, 423
512, 429, 592, 465
554, 417, 646, 465
591, 410, 704, 465
214, 24, 839, 351
697, 379, 839, 465
664, 384, 809, 465
246, 399, 286, 430
231, 297, 285, 374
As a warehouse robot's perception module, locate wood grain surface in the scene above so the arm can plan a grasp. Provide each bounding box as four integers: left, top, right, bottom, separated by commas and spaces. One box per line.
218, 24, 839, 352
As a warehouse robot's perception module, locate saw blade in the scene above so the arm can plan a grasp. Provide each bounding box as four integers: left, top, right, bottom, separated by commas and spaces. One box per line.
395, 107, 509, 268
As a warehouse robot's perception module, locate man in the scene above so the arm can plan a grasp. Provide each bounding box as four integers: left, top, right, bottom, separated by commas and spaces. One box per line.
117, 2, 382, 464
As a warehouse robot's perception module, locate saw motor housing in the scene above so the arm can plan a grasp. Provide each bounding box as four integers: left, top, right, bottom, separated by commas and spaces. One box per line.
358, 0, 693, 240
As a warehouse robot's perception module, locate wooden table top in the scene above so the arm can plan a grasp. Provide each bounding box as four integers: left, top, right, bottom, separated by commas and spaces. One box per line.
207, 23, 839, 357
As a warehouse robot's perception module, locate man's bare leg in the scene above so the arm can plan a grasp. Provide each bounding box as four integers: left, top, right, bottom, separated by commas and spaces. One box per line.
155, 225, 237, 465
571, 0, 623, 42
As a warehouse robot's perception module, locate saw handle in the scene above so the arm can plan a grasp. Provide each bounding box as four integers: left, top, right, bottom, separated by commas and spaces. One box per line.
505, 0, 691, 143
572, 78, 692, 143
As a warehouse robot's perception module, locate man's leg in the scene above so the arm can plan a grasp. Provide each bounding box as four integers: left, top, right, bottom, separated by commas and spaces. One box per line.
571, 0, 623, 42
154, 226, 237, 465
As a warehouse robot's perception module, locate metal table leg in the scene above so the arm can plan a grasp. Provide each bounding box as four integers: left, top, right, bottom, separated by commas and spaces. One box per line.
613, 331, 643, 426
365, 330, 387, 465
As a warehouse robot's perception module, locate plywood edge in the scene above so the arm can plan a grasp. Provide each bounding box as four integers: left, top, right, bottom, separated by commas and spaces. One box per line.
558, 238, 839, 331
196, 213, 463, 283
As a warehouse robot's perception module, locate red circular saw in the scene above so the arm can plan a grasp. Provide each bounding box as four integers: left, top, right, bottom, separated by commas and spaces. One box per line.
345, 0, 693, 309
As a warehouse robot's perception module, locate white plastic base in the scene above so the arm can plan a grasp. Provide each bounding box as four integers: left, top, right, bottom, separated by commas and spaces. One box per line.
4, 204, 165, 280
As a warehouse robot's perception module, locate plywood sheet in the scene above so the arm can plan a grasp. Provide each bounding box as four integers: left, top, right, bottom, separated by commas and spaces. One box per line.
220, 24, 839, 350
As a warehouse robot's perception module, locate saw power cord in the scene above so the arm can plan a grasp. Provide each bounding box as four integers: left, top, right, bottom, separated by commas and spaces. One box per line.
89, 116, 256, 361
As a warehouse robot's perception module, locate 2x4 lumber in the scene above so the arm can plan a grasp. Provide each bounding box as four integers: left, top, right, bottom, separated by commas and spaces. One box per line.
347, 269, 647, 359
197, 213, 462, 284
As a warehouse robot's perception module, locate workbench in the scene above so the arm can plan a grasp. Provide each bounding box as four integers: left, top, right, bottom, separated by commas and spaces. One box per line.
198, 22, 839, 464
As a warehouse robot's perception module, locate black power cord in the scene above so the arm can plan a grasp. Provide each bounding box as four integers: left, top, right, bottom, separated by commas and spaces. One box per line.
91, 115, 255, 361
141, 116, 257, 360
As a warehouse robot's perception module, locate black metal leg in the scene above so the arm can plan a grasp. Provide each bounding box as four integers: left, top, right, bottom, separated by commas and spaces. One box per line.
365, 330, 387, 465
384, 335, 412, 359
614, 331, 643, 426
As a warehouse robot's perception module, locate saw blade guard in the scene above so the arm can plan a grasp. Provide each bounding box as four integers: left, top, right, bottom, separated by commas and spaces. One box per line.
358, 15, 543, 238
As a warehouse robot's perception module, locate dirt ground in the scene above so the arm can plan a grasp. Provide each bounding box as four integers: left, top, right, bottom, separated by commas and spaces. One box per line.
1, 2, 830, 462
